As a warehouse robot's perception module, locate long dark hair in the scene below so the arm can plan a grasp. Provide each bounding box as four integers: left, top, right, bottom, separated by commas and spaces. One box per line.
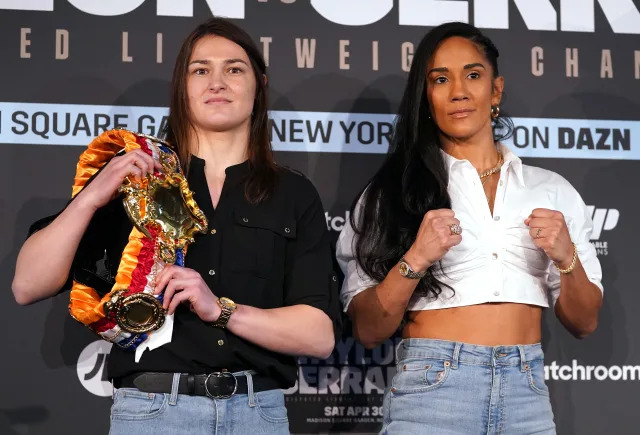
163, 17, 276, 203
351, 22, 513, 300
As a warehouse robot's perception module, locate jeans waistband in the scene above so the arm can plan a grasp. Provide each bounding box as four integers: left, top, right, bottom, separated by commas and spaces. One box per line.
397, 338, 544, 370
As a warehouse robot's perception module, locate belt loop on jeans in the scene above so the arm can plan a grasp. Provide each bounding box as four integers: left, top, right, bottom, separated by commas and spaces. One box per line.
451, 342, 462, 369
244, 370, 256, 407
395, 340, 403, 367
169, 372, 181, 405
518, 345, 528, 372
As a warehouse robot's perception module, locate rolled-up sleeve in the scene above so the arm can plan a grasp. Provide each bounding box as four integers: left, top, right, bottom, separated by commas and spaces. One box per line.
27, 191, 126, 296
335, 195, 379, 312
547, 180, 603, 306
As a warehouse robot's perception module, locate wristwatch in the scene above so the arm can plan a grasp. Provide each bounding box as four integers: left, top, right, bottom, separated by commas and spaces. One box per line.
398, 257, 427, 279
211, 297, 237, 329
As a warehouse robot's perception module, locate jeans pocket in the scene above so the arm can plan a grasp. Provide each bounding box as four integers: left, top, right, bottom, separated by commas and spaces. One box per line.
526, 360, 550, 396
391, 358, 451, 394
255, 389, 289, 424
111, 388, 168, 421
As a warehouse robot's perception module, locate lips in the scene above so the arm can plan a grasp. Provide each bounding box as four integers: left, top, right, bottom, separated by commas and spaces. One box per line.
205, 97, 231, 104
448, 108, 474, 118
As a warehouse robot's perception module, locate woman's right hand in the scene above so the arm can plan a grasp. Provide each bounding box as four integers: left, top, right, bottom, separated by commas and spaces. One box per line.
75, 149, 161, 211
404, 209, 462, 272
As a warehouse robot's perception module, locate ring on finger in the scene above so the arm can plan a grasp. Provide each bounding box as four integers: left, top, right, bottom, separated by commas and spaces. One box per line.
449, 223, 462, 236
535, 228, 542, 239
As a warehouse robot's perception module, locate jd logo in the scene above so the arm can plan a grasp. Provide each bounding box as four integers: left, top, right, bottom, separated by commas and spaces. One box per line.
586, 206, 619, 240
77, 340, 113, 397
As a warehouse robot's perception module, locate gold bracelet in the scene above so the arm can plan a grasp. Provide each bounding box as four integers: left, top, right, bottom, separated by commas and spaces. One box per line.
554, 243, 578, 274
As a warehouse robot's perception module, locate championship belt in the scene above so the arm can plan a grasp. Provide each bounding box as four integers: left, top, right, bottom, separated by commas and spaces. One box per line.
68, 129, 208, 350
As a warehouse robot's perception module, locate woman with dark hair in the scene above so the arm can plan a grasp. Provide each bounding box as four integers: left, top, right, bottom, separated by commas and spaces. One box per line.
13, 18, 339, 434
337, 22, 602, 434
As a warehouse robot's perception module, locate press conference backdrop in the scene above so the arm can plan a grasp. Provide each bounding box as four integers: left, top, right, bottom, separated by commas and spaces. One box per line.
1, 1, 638, 434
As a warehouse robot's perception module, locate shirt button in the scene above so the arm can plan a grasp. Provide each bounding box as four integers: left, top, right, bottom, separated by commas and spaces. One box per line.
494, 216, 500, 221
284, 227, 291, 233
494, 290, 500, 296
242, 217, 248, 223
492, 253, 498, 260
499, 180, 504, 186
208, 269, 216, 276
210, 228, 217, 235
217, 340, 224, 346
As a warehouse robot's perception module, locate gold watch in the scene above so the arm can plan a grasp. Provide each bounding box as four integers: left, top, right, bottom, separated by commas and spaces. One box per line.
212, 297, 237, 329
398, 257, 427, 279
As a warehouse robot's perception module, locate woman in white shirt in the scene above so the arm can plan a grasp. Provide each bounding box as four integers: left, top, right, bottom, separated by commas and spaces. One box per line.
337, 22, 603, 435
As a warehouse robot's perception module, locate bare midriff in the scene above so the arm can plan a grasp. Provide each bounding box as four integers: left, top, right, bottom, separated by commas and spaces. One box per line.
403, 303, 543, 346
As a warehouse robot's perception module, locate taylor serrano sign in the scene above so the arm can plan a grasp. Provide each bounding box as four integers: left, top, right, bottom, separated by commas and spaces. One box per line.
283, 337, 400, 396
1, 102, 637, 160
2, 0, 639, 33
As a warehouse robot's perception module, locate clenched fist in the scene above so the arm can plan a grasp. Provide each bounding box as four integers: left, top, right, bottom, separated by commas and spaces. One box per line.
404, 209, 462, 272
525, 208, 574, 268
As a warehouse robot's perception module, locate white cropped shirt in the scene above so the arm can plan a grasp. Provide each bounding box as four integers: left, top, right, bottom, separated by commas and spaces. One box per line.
337, 144, 603, 312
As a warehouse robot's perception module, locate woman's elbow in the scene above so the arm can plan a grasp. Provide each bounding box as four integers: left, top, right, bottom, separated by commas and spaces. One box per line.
350, 315, 388, 349
11, 276, 62, 306
303, 311, 336, 359
573, 320, 598, 339
11, 279, 38, 305
359, 337, 384, 350
313, 334, 335, 360
566, 312, 599, 339
351, 326, 384, 350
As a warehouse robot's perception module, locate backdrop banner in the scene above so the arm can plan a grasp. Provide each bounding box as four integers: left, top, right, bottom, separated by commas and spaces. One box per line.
1, 1, 638, 434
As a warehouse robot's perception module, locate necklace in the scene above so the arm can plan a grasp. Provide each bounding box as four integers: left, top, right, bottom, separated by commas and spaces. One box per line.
479, 152, 503, 186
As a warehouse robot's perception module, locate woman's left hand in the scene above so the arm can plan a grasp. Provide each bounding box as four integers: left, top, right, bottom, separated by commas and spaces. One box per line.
153, 265, 221, 322
525, 208, 574, 268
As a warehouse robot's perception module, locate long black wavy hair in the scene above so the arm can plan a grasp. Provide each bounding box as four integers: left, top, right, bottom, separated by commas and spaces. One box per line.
350, 22, 513, 300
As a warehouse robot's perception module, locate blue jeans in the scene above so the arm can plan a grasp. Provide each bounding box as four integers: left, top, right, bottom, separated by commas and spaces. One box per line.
381, 339, 556, 435
109, 372, 289, 434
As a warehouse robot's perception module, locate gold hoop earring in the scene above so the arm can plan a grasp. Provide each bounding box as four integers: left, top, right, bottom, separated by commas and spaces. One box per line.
490, 105, 500, 118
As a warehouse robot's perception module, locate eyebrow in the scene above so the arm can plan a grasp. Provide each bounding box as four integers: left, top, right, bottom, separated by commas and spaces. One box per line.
428, 63, 486, 74
188, 58, 249, 66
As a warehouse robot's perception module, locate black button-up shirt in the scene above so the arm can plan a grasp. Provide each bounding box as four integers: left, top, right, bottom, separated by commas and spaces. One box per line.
31, 156, 341, 388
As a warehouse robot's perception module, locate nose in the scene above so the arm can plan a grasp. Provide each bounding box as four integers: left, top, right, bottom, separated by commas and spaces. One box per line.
208, 68, 226, 92
449, 77, 468, 102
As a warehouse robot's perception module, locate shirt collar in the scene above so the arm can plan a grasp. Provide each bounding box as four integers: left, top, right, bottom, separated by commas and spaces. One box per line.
440, 147, 463, 175
439, 143, 526, 188
498, 143, 526, 187
189, 155, 250, 185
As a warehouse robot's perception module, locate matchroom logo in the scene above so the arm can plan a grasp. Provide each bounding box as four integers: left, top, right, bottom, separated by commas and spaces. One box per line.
77, 340, 113, 397
545, 360, 640, 381
586, 206, 619, 256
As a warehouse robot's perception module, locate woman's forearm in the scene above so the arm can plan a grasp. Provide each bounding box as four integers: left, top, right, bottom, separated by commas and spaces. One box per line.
12, 196, 97, 304
554, 259, 603, 338
348, 263, 421, 349
226, 304, 335, 359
